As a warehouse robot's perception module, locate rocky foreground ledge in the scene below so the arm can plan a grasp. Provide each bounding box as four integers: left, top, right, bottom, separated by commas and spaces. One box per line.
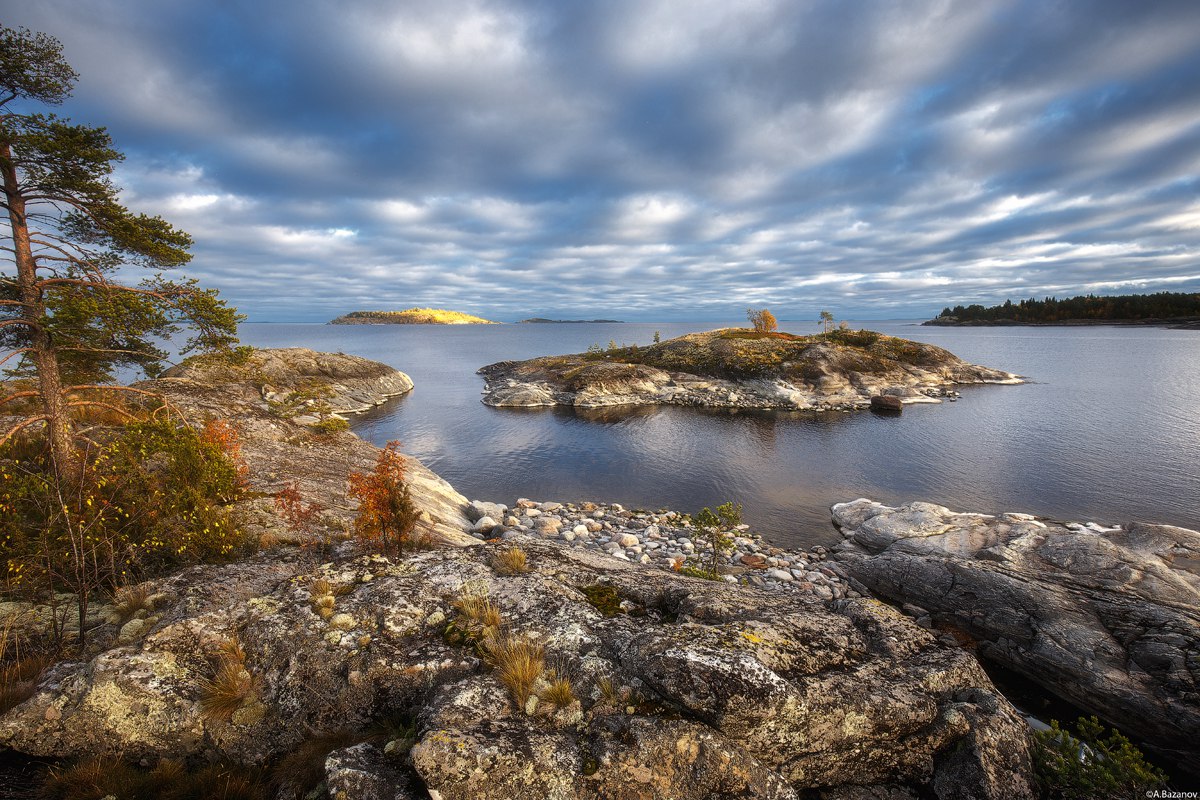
479, 328, 1021, 410
0, 537, 1036, 799
830, 499, 1200, 773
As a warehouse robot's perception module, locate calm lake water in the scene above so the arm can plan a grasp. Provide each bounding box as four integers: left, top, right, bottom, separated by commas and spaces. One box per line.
237, 321, 1200, 550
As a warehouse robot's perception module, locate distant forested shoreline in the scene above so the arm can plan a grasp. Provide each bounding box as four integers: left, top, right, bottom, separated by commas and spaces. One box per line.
925, 292, 1200, 327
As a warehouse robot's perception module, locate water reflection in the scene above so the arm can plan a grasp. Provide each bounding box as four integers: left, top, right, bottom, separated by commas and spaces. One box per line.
561, 404, 662, 425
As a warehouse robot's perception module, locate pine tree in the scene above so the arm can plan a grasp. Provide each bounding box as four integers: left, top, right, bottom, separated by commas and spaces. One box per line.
0, 25, 240, 476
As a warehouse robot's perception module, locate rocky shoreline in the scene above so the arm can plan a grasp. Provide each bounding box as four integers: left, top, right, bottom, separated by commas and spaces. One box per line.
463, 498, 861, 602
479, 328, 1022, 411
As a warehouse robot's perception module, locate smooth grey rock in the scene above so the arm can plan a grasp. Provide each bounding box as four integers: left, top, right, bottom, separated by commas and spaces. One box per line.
831, 498, 1200, 772
467, 501, 507, 523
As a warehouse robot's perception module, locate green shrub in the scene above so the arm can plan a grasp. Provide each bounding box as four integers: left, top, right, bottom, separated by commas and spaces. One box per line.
1, 418, 250, 645
580, 584, 622, 616
310, 417, 350, 434
824, 328, 881, 348
1033, 716, 1168, 799
678, 502, 740, 580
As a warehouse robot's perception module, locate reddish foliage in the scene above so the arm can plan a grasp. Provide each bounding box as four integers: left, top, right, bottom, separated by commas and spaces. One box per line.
201, 419, 249, 486
274, 483, 323, 533
347, 441, 419, 558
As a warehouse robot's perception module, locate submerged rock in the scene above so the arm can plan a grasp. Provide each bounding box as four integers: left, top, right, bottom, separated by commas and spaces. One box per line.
830, 499, 1200, 772
0, 537, 1035, 798
478, 328, 1021, 411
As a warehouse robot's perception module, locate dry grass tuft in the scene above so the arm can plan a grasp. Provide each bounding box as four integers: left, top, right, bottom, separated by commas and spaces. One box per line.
491, 546, 529, 575
197, 637, 254, 723
0, 652, 53, 716
595, 675, 624, 708
112, 583, 153, 623
483, 633, 545, 707
38, 757, 265, 800
541, 675, 575, 710
37, 756, 145, 800
453, 591, 502, 635
0, 611, 53, 715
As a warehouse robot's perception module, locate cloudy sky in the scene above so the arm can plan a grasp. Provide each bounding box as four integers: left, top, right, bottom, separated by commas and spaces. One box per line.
7, 0, 1200, 321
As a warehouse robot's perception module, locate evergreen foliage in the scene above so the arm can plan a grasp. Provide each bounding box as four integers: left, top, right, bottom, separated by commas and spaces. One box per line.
679, 501, 741, 580
1032, 715, 1168, 799
935, 292, 1200, 324
0, 24, 240, 475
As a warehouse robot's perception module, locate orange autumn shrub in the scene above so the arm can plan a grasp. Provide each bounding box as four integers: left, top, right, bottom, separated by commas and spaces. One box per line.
347, 441, 419, 558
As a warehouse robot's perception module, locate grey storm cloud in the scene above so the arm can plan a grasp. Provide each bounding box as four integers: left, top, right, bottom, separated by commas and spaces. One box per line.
5, 0, 1200, 320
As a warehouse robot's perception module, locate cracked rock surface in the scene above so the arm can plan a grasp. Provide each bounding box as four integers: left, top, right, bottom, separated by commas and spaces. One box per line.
830, 498, 1200, 773
0, 537, 1035, 799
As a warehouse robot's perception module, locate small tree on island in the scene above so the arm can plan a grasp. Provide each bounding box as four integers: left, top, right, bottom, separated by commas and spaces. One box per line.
746, 308, 778, 333
0, 25, 240, 478
819, 310, 835, 335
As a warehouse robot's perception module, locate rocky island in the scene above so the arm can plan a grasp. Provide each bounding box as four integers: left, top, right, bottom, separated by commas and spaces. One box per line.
331, 308, 498, 325
479, 327, 1021, 410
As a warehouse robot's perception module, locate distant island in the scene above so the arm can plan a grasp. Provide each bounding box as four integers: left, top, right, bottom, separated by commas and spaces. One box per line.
926, 291, 1200, 327
517, 317, 624, 324
330, 308, 498, 325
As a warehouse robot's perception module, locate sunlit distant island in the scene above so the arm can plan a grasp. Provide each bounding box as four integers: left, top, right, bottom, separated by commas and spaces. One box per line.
329, 308, 498, 325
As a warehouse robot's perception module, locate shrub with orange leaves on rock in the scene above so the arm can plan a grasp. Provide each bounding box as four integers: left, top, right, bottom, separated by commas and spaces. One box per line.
347, 441, 420, 559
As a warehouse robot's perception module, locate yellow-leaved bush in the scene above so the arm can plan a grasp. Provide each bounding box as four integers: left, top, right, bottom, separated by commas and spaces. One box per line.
1, 418, 251, 642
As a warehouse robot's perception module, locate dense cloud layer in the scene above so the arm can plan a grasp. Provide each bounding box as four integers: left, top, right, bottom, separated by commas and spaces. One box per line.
7, 0, 1200, 321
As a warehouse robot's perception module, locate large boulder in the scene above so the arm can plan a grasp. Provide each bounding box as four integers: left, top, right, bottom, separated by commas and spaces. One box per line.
0, 537, 1035, 799
830, 499, 1200, 772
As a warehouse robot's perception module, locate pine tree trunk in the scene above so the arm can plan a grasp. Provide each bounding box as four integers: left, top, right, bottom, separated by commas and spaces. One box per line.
1, 140, 75, 476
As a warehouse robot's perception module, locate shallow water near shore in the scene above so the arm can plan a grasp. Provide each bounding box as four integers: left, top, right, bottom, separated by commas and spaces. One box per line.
237, 320, 1200, 550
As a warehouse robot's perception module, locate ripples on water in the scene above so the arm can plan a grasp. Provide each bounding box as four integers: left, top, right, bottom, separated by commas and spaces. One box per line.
238, 321, 1200, 549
